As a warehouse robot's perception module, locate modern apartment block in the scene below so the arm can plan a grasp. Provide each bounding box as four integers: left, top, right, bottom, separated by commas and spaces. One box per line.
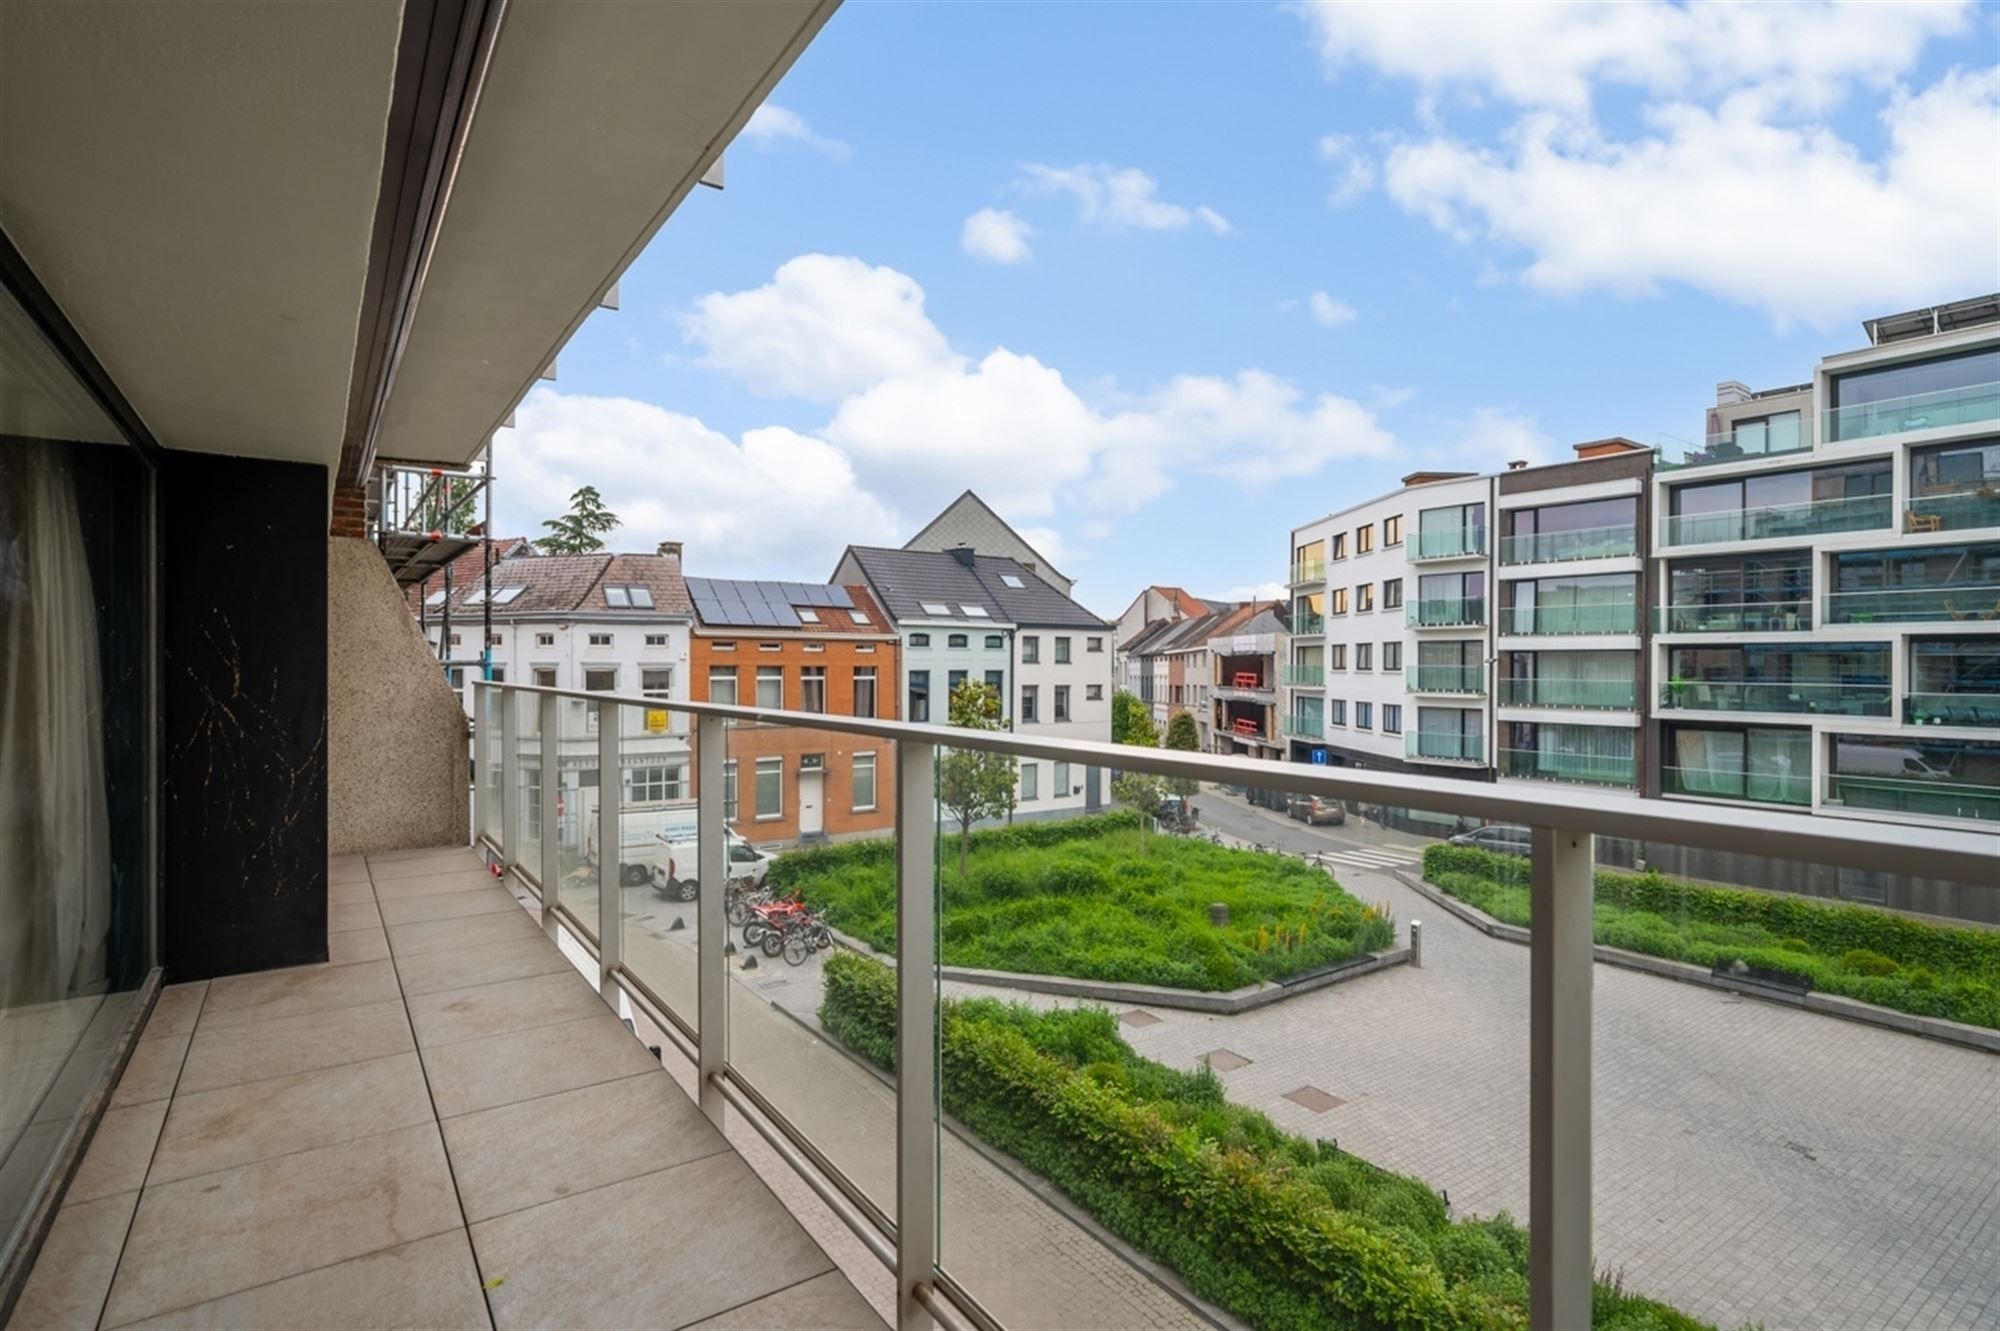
686, 578, 900, 846
1205, 601, 1287, 760
1650, 293, 2000, 829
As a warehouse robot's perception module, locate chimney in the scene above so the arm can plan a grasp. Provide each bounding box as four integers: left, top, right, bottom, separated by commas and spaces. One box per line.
1507, 459, 1528, 470
950, 544, 976, 568
1715, 380, 1752, 406
656, 540, 683, 560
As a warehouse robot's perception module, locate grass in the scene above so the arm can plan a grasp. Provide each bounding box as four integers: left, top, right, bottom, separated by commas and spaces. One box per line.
772, 811, 1394, 990
822, 952, 1713, 1331
1423, 844, 2000, 1030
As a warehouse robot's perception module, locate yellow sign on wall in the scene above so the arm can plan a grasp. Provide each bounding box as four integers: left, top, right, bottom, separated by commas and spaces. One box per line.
645, 709, 670, 733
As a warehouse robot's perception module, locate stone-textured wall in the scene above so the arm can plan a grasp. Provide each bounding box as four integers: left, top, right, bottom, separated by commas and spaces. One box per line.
328, 536, 470, 855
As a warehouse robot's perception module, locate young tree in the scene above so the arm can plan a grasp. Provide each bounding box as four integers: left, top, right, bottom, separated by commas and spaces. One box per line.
538, 485, 621, 554
1111, 689, 1157, 747
937, 679, 1017, 875
1163, 709, 1201, 799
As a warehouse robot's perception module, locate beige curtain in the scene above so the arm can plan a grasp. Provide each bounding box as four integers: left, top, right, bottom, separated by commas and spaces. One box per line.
0, 440, 111, 1012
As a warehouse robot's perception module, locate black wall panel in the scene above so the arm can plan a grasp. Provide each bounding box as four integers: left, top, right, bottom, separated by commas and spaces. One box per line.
159, 451, 328, 979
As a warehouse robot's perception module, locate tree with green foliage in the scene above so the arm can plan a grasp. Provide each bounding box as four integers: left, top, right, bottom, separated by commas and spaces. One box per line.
938, 679, 1017, 875
1163, 709, 1201, 799
1111, 689, 1156, 747
538, 485, 620, 554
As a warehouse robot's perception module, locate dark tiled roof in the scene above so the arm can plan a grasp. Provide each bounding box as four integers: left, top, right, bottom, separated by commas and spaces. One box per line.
413, 546, 689, 618
597, 552, 692, 615
841, 546, 1012, 623
1120, 618, 1182, 654
966, 553, 1108, 629
402, 537, 531, 614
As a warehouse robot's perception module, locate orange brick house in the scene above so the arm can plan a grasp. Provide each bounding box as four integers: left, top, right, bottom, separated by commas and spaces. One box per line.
686, 578, 900, 846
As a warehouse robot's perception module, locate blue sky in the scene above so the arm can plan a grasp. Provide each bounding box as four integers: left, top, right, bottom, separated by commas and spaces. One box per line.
494, 0, 2000, 618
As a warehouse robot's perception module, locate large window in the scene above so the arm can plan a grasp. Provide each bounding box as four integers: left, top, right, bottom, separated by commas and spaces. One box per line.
1055, 637, 1071, 663
1500, 649, 1636, 709
1664, 552, 1812, 632
1020, 761, 1040, 801
1910, 437, 2000, 531
1664, 643, 1890, 716
1663, 724, 1810, 805
627, 765, 681, 803
1021, 635, 1040, 663
1828, 345, 2000, 441
756, 665, 783, 709
800, 666, 827, 714
852, 752, 877, 811
1502, 573, 1637, 635
1501, 496, 1638, 564
1667, 463, 1892, 544
755, 756, 783, 819
1908, 639, 2000, 725
1502, 722, 1637, 787
853, 667, 878, 718
909, 670, 931, 723
1054, 685, 1070, 721
1830, 542, 2000, 623
709, 666, 738, 705
1416, 502, 1486, 558
1827, 734, 2000, 822
1021, 684, 1039, 723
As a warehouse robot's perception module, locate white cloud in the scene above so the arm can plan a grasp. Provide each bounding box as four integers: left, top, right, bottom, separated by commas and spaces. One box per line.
1384, 70, 2000, 327
740, 104, 851, 161
1020, 163, 1232, 234
495, 389, 898, 576
961, 208, 1035, 264
1318, 133, 1377, 206
1293, 0, 1970, 113
1309, 291, 1358, 327
683, 255, 960, 404
1207, 581, 1288, 603
1446, 407, 1558, 469
1295, 0, 1997, 327
1015, 526, 1074, 569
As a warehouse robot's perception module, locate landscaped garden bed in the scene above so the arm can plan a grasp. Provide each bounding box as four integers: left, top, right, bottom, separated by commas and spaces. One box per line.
1422, 844, 2000, 1031
820, 951, 1709, 1331
766, 810, 1393, 991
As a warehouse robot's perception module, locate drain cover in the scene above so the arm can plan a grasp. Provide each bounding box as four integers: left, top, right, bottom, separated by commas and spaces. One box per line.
1120, 1009, 1162, 1027
1202, 1048, 1251, 1071
1282, 1085, 1344, 1113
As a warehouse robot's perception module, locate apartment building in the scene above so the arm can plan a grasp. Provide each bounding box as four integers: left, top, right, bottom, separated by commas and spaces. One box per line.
832, 543, 1116, 817
686, 578, 899, 846
1206, 602, 1286, 759
1650, 293, 2000, 829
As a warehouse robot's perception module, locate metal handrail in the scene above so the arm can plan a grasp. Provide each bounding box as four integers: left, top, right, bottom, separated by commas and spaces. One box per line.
473, 681, 1996, 878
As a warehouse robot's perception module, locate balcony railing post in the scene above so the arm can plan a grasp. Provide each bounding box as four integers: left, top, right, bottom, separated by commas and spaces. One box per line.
1529, 824, 1594, 1331
538, 692, 559, 922
895, 739, 938, 1331
470, 684, 488, 850
595, 701, 622, 1003
695, 715, 727, 1127
499, 689, 520, 872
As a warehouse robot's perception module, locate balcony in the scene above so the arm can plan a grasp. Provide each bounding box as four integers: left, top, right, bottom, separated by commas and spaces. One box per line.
1826, 774, 2000, 823
1499, 747, 1638, 788
1661, 765, 1811, 806
1655, 599, 1812, 633
1664, 494, 1893, 547
1823, 380, 2000, 443
1659, 679, 1892, 718
1405, 730, 1484, 763
1284, 711, 1326, 739
1498, 677, 1637, 710
1292, 612, 1326, 635
1411, 527, 1486, 561
1657, 419, 1811, 472
1284, 664, 1326, 687
1906, 693, 2000, 727
1499, 603, 1638, 636
1826, 583, 2000, 625
1907, 488, 2000, 534
1498, 523, 1640, 565
1409, 663, 1485, 694
1288, 560, 1326, 585
1406, 595, 1486, 628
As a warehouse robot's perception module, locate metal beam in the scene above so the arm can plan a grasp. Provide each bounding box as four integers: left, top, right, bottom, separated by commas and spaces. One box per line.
595, 702, 621, 1003
696, 715, 727, 1128
1529, 824, 1595, 1331
895, 740, 937, 1330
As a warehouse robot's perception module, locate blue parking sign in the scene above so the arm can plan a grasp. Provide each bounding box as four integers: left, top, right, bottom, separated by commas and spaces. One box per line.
1310, 748, 1327, 765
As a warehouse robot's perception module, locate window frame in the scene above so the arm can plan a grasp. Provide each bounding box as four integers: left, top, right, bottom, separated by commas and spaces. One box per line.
754, 756, 783, 820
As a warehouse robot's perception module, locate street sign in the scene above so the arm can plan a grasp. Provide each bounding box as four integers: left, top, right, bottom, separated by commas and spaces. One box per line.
1310, 748, 1328, 765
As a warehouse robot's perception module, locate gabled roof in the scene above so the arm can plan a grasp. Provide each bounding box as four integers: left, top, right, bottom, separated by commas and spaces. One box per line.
964, 552, 1107, 629
840, 546, 1013, 624
1209, 602, 1286, 643
1120, 617, 1184, 655
402, 536, 531, 614
411, 546, 688, 618
686, 577, 892, 636
902, 490, 1071, 588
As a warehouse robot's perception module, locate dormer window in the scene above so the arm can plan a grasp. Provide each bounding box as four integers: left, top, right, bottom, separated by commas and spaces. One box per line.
604, 586, 654, 608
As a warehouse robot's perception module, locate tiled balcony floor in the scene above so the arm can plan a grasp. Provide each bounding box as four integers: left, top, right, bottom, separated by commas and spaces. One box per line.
8, 846, 884, 1331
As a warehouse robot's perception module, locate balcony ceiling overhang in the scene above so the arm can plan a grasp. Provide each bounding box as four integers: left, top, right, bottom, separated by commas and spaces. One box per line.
0, 0, 836, 478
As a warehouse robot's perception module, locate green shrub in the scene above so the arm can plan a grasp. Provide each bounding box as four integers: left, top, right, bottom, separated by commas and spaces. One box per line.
819, 955, 1706, 1331
1422, 843, 2000, 1030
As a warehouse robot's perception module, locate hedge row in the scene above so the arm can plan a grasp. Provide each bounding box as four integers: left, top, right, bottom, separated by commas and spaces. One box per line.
819, 952, 1710, 1331
765, 809, 1145, 892
1421, 844, 2000, 1030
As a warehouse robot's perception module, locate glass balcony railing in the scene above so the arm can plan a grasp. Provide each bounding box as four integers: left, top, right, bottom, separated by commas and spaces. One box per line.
1498, 523, 1639, 565
1500, 747, 1638, 788
1656, 420, 1811, 471
1906, 489, 2000, 533
1293, 612, 1326, 635
1412, 526, 1486, 560
1497, 678, 1637, 710
1658, 680, 1892, 717
1406, 730, 1484, 763
1407, 595, 1486, 628
1826, 583, 2000, 625
1289, 560, 1327, 584
1660, 765, 1811, 806
1905, 692, 2000, 727
1284, 665, 1326, 687
1825, 773, 2000, 823
1286, 711, 1326, 738
1500, 603, 1638, 635
1409, 663, 1485, 694
1664, 494, 1893, 547
1824, 380, 2000, 443
1655, 600, 1812, 633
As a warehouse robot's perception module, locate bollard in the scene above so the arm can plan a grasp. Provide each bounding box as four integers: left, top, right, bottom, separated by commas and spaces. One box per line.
1410, 919, 1423, 969
1209, 902, 1230, 927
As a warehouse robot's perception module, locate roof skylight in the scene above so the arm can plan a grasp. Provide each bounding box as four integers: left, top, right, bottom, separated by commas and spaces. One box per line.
1001, 574, 1025, 588
962, 605, 990, 617
920, 601, 952, 615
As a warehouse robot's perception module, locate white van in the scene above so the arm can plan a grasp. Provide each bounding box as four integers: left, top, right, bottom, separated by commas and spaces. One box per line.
1835, 743, 1955, 782
584, 802, 774, 901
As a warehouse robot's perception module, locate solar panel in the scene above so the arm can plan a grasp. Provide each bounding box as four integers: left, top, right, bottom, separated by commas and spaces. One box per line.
827, 586, 853, 608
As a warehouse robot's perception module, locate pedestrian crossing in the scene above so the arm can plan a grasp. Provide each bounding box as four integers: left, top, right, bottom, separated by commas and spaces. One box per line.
1312, 844, 1425, 873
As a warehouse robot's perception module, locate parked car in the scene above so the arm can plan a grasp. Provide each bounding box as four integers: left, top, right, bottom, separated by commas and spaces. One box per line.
584, 800, 774, 898
652, 824, 772, 902
1449, 823, 1533, 857
1286, 795, 1345, 826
